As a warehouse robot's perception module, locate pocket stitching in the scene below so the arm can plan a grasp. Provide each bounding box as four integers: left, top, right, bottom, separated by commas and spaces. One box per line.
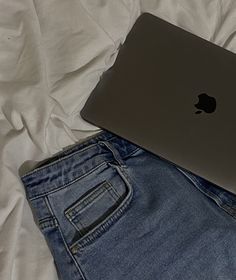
30, 161, 108, 201
67, 215, 85, 236
106, 181, 121, 200
39, 217, 58, 230
65, 181, 109, 218
69, 164, 134, 254
65, 179, 128, 243
71, 195, 133, 254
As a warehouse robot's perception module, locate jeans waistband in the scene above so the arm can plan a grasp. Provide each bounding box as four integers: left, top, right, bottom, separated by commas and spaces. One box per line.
21, 130, 140, 200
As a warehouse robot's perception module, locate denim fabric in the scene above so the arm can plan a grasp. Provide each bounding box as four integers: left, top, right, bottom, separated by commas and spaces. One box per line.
21, 130, 236, 280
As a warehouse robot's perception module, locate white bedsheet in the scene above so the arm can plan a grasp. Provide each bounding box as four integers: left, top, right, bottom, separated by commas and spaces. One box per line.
0, 1, 235, 279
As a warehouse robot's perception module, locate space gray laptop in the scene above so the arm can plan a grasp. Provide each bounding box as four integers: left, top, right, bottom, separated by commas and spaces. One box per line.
80, 13, 236, 195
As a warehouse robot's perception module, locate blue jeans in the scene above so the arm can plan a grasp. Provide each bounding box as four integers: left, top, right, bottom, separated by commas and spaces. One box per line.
21, 130, 236, 280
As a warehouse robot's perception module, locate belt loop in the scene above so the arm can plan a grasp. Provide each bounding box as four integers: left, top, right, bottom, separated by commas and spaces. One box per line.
98, 140, 126, 167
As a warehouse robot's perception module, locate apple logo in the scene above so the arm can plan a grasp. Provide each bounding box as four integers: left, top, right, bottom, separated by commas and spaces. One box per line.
195, 93, 216, 114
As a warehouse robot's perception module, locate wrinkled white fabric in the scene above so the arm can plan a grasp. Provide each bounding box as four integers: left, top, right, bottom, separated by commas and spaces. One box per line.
0, 1, 235, 279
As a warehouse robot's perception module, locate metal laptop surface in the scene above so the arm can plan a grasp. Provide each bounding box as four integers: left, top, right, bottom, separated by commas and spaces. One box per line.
81, 13, 236, 194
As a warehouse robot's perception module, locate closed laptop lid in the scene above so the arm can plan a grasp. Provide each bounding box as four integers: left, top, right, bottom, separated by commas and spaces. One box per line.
81, 13, 236, 194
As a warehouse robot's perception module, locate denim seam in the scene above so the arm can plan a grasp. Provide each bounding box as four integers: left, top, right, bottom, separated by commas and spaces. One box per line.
65, 214, 84, 236
178, 168, 236, 220
57, 223, 87, 280
69, 183, 122, 237
69, 163, 134, 254
188, 175, 236, 211
106, 181, 121, 199
193, 179, 236, 220
107, 189, 120, 202
21, 135, 117, 179
99, 141, 126, 167
44, 196, 87, 280
44, 196, 55, 217
65, 181, 111, 218
123, 147, 141, 159
74, 219, 86, 233
21, 144, 98, 179
28, 147, 140, 201
77, 219, 86, 230
39, 217, 58, 230
29, 161, 108, 201
101, 182, 120, 202
72, 198, 133, 253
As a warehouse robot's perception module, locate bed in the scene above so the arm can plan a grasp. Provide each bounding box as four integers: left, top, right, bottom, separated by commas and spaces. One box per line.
0, 1, 236, 279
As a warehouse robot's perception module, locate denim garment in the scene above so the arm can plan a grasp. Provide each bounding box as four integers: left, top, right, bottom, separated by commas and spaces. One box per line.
21, 130, 236, 280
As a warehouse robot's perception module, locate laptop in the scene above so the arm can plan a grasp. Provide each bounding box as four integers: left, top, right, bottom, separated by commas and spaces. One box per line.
80, 13, 236, 195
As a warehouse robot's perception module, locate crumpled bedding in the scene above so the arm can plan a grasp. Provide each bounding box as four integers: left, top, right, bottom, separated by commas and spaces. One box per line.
0, 1, 236, 279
